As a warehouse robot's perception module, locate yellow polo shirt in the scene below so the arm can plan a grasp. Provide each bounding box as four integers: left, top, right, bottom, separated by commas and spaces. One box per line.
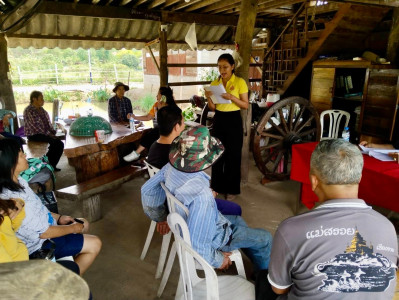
210, 74, 248, 112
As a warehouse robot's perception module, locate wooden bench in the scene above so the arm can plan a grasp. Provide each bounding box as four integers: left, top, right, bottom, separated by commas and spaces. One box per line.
55, 165, 147, 222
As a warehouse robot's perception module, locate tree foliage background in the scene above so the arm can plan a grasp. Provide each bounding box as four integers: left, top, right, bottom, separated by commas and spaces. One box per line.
8, 47, 143, 85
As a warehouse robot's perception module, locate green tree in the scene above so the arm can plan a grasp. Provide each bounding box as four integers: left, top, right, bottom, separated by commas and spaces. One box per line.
77, 48, 88, 62
95, 48, 111, 62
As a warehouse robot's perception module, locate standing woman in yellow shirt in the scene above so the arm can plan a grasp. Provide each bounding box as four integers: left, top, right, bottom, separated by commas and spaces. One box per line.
205, 53, 249, 200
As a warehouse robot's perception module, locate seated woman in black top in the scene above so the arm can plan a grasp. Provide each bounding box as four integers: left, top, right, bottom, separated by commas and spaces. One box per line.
124, 86, 178, 162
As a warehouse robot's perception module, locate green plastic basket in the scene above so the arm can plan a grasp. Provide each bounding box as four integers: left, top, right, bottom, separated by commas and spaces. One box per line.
69, 115, 112, 137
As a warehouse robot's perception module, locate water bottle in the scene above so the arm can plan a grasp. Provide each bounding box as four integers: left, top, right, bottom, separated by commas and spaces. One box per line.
342, 127, 350, 142
53, 116, 58, 130
129, 117, 136, 133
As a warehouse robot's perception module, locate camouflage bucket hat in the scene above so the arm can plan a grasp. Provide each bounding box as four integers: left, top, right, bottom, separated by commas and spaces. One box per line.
169, 125, 224, 173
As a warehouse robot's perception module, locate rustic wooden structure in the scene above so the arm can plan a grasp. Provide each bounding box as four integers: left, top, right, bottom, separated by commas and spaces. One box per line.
235, 0, 259, 184
310, 60, 399, 144
55, 165, 146, 222
64, 125, 150, 183
2, 0, 399, 184
387, 7, 399, 66
0, 34, 17, 132
260, 3, 390, 96
253, 96, 320, 181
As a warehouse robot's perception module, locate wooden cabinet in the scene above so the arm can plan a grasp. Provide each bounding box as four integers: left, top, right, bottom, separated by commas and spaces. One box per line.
310, 60, 399, 143
361, 69, 399, 141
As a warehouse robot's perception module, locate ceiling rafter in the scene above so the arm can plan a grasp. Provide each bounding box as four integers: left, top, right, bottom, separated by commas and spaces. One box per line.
183, 0, 225, 12
120, 0, 134, 6
200, 0, 241, 13
259, 0, 305, 11
148, 0, 165, 9
173, 0, 204, 11
162, 0, 181, 9
36, 1, 284, 28
329, 0, 399, 7
133, 0, 150, 8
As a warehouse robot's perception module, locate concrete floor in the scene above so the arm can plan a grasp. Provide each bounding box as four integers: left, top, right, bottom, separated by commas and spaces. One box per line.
53, 153, 308, 299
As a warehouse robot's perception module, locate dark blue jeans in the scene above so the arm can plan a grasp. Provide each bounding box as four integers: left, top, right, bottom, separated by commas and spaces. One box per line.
220, 215, 272, 271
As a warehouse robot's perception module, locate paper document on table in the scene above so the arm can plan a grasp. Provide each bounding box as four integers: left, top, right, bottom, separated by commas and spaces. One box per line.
204, 85, 231, 104
359, 145, 394, 161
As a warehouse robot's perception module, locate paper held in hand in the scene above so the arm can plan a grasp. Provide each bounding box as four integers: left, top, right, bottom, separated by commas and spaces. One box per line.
359, 144, 395, 162
204, 84, 232, 104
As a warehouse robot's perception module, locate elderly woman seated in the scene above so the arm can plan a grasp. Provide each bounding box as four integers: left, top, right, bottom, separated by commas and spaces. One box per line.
0, 108, 24, 149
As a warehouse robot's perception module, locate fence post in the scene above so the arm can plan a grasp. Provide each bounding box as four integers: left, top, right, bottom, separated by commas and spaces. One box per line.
88, 49, 93, 83
55, 63, 59, 84
17, 66, 22, 84
114, 64, 118, 82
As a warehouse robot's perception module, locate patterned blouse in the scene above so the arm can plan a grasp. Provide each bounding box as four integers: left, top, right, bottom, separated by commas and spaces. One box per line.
23, 104, 55, 137
108, 96, 133, 123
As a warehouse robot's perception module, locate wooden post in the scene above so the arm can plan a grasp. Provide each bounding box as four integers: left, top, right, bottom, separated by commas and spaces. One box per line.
159, 24, 168, 87
234, 0, 259, 184
0, 34, 17, 118
387, 8, 399, 67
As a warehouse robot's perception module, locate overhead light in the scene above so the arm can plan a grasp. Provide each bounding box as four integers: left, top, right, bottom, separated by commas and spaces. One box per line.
185, 0, 190, 2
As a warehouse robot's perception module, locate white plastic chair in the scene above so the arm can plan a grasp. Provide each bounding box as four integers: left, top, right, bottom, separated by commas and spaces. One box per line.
167, 213, 255, 300
320, 109, 350, 140
140, 161, 171, 279
157, 182, 246, 298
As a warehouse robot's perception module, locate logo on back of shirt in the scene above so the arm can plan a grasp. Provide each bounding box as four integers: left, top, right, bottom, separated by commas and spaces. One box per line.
313, 229, 396, 293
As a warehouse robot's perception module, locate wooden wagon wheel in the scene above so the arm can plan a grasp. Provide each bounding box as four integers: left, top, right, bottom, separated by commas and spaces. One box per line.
253, 96, 321, 181
200, 104, 214, 132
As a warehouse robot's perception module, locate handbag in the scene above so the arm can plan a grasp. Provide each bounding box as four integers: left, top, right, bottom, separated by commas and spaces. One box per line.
36, 184, 58, 214
29, 239, 56, 261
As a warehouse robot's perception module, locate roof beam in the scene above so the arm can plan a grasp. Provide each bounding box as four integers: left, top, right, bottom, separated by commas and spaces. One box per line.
329, 0, 399, 7
5, 33, 235, 46
37, 1, 284, 28
173, 0, 205, 11
184, 0, 225, 12
201, 0, 241, 13
258, 0, 305, 11
132, 0, 150, 7
148, 0, 165, 9
161, 0, 181, 9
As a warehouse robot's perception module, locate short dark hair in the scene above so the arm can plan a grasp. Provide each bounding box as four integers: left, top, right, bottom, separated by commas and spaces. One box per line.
157, 105, 183, 137
159, 86, 176, 107
0, 139, 23, 192
30, 91, 42, 104
217, 53, 235, 74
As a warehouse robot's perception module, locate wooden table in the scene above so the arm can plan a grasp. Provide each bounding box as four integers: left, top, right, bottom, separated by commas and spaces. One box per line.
291, 142, 399, 212
64, 125, 150, 183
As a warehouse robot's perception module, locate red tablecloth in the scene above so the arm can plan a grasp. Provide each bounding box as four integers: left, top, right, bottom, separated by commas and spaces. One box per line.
291, 142, 399, 211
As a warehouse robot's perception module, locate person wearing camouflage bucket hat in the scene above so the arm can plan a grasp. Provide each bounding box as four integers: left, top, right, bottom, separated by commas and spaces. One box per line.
142, 124, 272, 273
169, 125, 224, 173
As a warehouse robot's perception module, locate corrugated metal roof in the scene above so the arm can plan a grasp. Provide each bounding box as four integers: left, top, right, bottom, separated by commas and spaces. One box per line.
2, 0, 292, 50
6, 0, 390, 50
7, 13, 243, 50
